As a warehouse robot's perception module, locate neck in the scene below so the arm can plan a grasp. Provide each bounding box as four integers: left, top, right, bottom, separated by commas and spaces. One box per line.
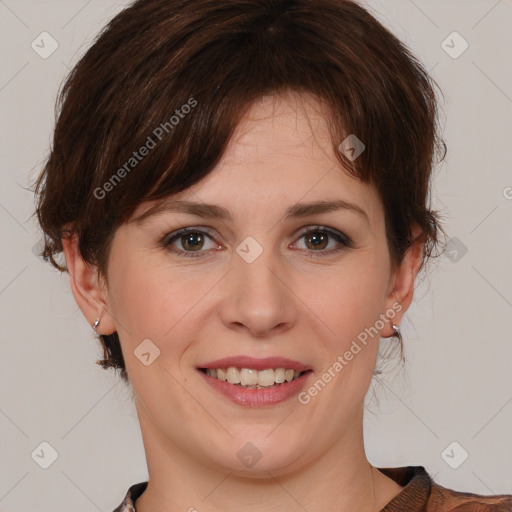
134, 405, 396, 512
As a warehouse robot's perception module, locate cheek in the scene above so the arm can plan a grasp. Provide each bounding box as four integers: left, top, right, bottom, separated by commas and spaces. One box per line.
106, 250, 215, 367
105, 247, 181, 342
310, 254, 390, 344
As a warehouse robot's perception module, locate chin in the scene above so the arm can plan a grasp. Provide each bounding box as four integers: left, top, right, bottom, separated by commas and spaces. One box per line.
203, 432, 305, 476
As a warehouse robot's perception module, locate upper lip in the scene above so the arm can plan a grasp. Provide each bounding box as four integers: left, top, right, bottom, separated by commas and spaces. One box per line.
198, 356, 311, 372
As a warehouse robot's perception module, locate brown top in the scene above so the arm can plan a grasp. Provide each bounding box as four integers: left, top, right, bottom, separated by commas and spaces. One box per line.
112, 466, 512, 511
378, 466, 512, 511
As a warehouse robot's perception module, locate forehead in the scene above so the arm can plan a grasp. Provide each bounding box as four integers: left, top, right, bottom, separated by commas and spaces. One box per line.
226, 92, 337, 162
192, 93, 382, 223
132, 92, 385, 230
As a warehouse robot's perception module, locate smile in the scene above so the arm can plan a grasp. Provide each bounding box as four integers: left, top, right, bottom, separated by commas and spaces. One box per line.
199, 367, 308, 388
197, 368, 313, 407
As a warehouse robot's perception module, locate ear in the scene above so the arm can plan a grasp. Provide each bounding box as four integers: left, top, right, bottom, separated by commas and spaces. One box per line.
61, 233, 117, 335
381, 224, 425, 337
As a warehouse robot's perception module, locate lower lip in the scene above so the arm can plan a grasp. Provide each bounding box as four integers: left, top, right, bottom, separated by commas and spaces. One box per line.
198, 370, 312, 407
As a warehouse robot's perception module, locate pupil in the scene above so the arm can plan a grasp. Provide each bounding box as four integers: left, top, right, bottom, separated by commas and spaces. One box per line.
308, 232, 326, 249
184, 233, 202, 250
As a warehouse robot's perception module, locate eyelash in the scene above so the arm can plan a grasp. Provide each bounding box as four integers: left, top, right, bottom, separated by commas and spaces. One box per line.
161, 225, 353, 259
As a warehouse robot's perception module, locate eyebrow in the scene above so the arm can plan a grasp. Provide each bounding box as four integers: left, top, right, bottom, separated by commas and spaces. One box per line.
131, 198, 370, 226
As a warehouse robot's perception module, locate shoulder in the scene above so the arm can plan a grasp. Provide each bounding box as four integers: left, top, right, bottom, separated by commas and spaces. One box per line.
427, 480, 512, 512
111, 481, 148, 512
378, 466, 512, 512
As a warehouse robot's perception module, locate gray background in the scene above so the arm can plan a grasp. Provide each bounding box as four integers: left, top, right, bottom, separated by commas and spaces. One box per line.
1, 0, 511, 510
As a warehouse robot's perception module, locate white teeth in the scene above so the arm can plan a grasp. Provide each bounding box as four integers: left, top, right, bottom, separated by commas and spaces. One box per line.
226, 367, 241, 384
204, 366, 306, 387
240, 368, 258, 386
274, 368, 286, 383
257, 369, 275, 387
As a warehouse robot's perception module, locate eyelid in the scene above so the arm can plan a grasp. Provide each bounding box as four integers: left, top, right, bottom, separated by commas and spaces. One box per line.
161, 224, 353, 258
161, 225, 217, 245
294, 225, 352, 244
161, 224, 350, 241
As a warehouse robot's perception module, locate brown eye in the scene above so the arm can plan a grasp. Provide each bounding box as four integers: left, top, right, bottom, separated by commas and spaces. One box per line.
304, 231, 329, 250
180, 232, 205, 251
163, 227, 220, 258
293, 226, 352, 257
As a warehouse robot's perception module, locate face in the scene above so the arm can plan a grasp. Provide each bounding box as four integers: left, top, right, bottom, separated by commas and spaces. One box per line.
95, 93, 408, 475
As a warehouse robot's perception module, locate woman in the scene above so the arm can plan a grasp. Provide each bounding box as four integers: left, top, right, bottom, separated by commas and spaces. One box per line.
33, 0, 512, 510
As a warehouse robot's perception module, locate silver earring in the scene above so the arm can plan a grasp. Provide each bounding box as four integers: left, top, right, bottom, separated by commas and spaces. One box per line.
391, 323, 402, 343
92, 317, 101, 333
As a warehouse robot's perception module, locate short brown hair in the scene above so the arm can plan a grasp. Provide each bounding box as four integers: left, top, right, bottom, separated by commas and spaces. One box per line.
33, 0, 447, 383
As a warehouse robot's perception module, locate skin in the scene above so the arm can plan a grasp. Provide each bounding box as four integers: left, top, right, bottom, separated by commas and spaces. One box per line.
63, 92, 424, 511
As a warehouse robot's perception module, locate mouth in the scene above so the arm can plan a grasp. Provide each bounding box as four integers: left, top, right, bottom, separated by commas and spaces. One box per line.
196, 356, 313, 406
198, 367, 312, 389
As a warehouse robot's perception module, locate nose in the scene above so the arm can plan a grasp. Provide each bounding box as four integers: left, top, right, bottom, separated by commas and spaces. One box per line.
219, 244, 296, 338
